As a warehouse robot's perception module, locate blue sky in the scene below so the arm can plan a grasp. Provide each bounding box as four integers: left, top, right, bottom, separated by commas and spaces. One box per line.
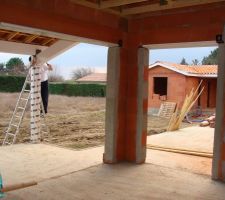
0, 43, 217, 79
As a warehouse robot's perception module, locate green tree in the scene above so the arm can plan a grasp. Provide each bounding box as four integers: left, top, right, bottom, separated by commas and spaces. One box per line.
202, 48, 218, 65
0, 63, 4, 71
192, 59, 200, 65
6, 57, 25, 71
72, 67, 94, 80
180, 58, 188, 65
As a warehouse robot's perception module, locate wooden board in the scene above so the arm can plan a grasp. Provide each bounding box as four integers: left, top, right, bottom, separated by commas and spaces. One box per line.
157, 102, 177, 119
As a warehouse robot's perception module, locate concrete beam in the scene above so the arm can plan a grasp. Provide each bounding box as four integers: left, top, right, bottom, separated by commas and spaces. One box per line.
104, 47, 120, 163
0, 23, 117, 47
136, 47, 149, 163
0, 40, 47, 55
36, 40, 78, 64
212, 26, 225, 181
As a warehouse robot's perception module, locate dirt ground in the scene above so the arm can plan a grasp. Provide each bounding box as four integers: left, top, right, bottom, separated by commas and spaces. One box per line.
0, 92, 201, 149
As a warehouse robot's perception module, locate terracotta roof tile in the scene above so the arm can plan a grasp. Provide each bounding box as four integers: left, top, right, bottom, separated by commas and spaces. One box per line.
150, 61, 217, 77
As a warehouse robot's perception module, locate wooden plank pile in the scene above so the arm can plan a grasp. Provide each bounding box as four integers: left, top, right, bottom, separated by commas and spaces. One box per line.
167, 81, 204, 131
157, 102, 177, 119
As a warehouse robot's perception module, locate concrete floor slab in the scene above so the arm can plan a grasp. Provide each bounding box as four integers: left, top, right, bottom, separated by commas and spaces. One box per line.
147, 126, 214, 153
3, 163, 225, 200
0, 144, 104, 185
0, 143, 212, 187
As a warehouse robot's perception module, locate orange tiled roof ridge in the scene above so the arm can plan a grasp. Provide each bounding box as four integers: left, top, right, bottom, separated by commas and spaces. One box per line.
151, 61, 217, 75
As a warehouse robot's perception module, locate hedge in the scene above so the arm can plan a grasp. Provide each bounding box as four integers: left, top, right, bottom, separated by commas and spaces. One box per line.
49, 83, 106, 97
0, 75, 26, 92
0, 75, 106, 97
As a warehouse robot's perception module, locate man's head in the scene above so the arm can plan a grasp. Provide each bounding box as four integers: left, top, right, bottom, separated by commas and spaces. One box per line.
29, 55, 37, 65
29, 49, 42, 65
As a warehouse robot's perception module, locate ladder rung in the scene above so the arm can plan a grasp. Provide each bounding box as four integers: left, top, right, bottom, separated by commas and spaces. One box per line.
21, 98, 29, 101
11, 124, 18, 127
15, 115, 22, 118
42, 131, 48, 134
18, 107, 25, 110
7, 132, 16, 136
3, 142, 11, 145
24, 89, 30, 92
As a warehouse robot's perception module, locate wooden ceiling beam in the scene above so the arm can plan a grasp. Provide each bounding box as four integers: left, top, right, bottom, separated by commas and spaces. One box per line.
122, 0, 225, 15
100, 0, 148, 9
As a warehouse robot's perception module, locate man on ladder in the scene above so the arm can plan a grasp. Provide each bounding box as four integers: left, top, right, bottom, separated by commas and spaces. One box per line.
29, 53, 53, 114
2, 50, 51, 145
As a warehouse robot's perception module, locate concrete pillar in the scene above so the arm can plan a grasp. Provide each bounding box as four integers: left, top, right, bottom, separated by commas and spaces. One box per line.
104, 47, 120, 163
212, 27, 225, 181
104, 46, 149, 164
136, 48, 149, 163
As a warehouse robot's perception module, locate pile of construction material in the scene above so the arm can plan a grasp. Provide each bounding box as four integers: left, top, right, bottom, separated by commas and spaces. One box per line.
167, 81, 204, 131
200, 114, 216, 128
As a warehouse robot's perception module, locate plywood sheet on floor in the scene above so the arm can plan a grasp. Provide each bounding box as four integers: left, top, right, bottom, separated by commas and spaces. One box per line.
147, 126, 214, 153
3, 163, 225, 200
146, 149, 212, 176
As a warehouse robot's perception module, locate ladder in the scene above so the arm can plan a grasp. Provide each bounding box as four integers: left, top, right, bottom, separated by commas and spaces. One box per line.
2, 70, 48, 146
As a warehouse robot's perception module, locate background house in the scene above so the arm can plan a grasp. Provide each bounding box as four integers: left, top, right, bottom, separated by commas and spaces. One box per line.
75, 73, 106, 84
148, 61, 217, 112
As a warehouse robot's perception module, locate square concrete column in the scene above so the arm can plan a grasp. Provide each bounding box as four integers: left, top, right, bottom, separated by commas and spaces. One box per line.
104, 46, 149, 164
136, 48, 149, 163
104, 47, 121, 163
212, 28, 225, 181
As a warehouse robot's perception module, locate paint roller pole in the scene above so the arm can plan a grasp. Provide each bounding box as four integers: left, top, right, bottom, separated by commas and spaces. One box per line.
0, 174, 4, 198
1, 181, 37, 193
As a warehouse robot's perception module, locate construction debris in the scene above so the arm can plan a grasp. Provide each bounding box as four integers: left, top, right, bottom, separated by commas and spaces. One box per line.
167, 81, 204, 131
200, 114, 216, 128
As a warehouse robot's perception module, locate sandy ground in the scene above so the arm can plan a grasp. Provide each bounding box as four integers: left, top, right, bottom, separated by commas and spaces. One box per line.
0, 93, 105, 148
0, 93, 202, 149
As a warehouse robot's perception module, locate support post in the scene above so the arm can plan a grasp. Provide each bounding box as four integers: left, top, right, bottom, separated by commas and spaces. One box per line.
136, 48, 149, 163
212, 27, 225, 181
104, 47, 121, 163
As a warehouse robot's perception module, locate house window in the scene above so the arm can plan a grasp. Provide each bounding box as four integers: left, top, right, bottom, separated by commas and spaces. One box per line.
153, 77, 168, 96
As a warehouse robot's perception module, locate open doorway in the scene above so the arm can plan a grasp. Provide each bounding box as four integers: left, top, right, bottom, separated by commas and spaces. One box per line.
146, 44, 218, 176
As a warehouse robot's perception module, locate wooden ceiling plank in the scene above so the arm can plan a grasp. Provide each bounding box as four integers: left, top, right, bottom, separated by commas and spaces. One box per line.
7, 32, 19, 40
100, 0, 149, 9
70, 0, 121, 15
42, 38, 55, 46
24, 35, 39, 43
122, 0, 225, 15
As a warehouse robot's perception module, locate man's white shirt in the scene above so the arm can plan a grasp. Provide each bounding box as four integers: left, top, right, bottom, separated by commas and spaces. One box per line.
40, 64, 49, 82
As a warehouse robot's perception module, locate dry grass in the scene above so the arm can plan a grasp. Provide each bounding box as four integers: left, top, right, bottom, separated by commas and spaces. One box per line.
0, 92, 197, 149
0, 93, 106, 148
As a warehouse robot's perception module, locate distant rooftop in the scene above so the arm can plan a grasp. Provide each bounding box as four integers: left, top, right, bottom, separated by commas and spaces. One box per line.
149, 61, 217, 78
76, 73, 107, 83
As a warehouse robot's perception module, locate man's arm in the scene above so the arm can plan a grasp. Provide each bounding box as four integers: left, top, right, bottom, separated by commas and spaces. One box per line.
46, 63, 53, 71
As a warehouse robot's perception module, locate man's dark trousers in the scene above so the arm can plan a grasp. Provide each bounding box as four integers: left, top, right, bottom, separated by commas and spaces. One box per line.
41, 80, 48, 114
